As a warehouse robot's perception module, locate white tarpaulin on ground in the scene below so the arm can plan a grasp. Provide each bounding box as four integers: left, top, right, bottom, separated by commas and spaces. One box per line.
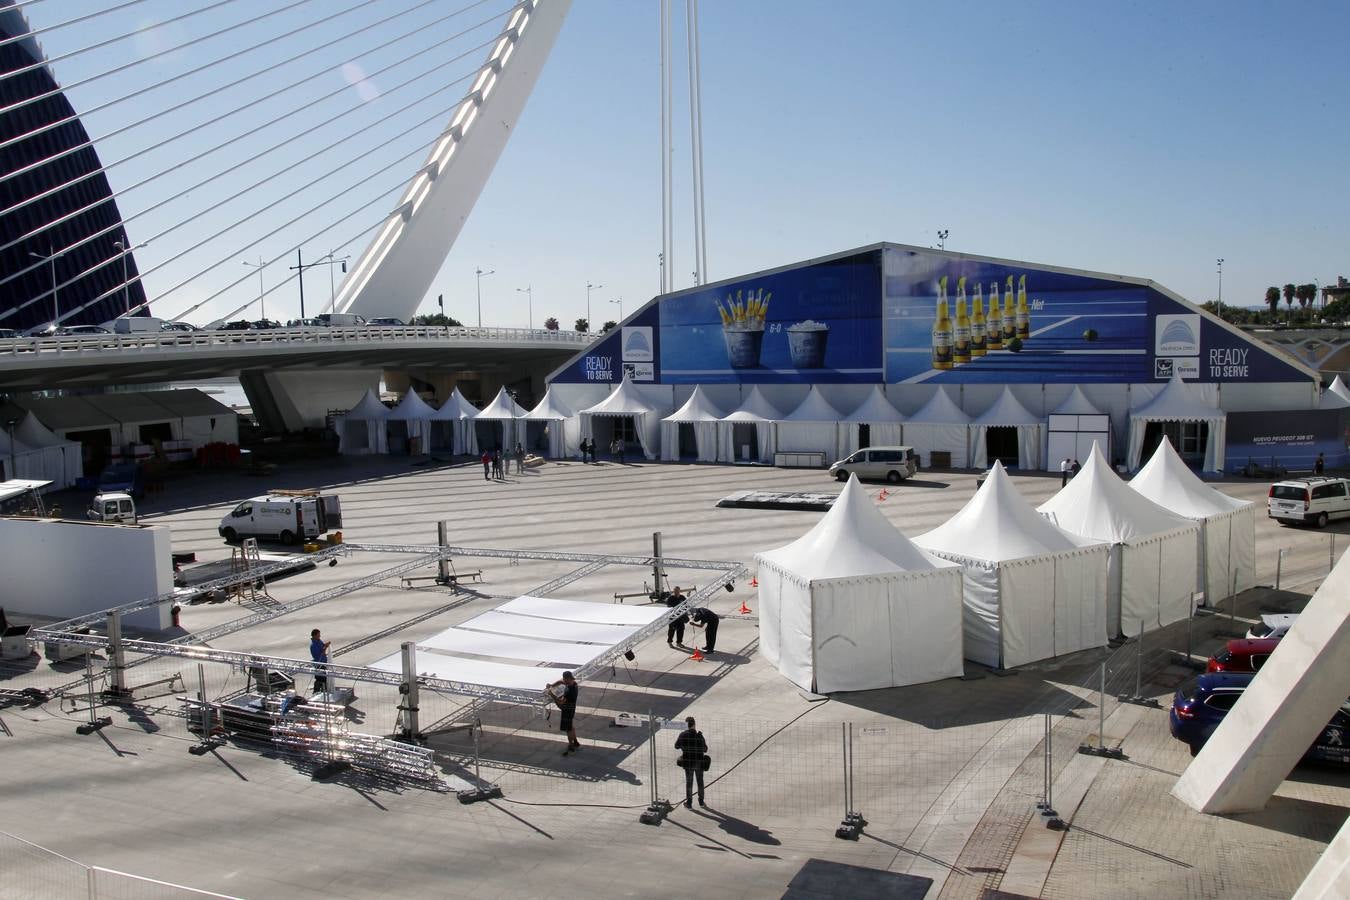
661, 385, 725, 462
12, 412, 81, 488
1130, 437, 1257, 605
915, 462, 1109, 668
521, 386, 578, 459
776, 386, 845, 461
336, 389, 389, 455
718, 386, 783, 464
838, 386, 905, 457
971, 387, 1044, 471
1126, 375, 1226, 473
755, 475, 964, 693
579, 375, 665, 460
430, 387, 479, 455
1039, 443, 1200, 637
386, 388, 436, 452
476, 387, 527, 452
904, 387, 972, 468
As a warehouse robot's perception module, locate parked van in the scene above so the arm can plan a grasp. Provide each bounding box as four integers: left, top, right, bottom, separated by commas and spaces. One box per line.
312, 313, 366, 327
218, 491, 342, 545
1267, 476, 1350, 527
828, 446, 919, 483
87, 492, 137, 525
111, 316, 163, 334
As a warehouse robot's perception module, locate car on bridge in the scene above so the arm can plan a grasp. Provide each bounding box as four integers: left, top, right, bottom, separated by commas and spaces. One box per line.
160, 320, 198, 332
218, 320, 254, 330
0, 328, 17, 339
55, 325, 111, 335
250, 319, 282, 329
367, 317, 406, 327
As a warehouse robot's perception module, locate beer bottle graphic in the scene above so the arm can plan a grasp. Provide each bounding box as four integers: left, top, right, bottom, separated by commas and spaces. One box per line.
1002, 275, 1017, 343
1016, 274, 1030, 340
970, 283, 987, 357
986, 282, 1003, 350
932, 276, 953, 370
953, 277, 971, 364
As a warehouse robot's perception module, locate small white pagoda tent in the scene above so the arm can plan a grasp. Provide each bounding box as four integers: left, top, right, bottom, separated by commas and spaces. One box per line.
385, 388, 436, 454
579, 376, 664, 460
838, 386, 905, 457
1126, 375, 1226, 473
1328, 375, 1350, 405
775, 386, 846, 462
475, 387, 527, 452
915, 462, 1109, 669
0, 427, 46, 483
429, 387, 478, 455
661, 386, 725, 462
1319, 389, 1349, 410
717, 386, 783, 464
336, 389, 389, 455
1039, 443, 1200, 637
13, 412, 81, 488
755, 475, 964, 693
1129, 437, 1257, 605
971, 387, 1043, 470
903, 387, 972, 469
521, 386, 577, 459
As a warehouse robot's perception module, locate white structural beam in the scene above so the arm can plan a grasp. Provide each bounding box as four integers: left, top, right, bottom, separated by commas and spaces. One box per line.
333, 0, 572, 324
1294, 814, 1350, 899
1172, 551, 1350, 814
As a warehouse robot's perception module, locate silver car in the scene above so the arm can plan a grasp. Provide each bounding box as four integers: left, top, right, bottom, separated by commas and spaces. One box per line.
828, 446, 919, 483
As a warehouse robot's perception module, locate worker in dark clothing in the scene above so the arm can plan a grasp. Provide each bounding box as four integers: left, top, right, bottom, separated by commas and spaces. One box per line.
547, 671, 580, 755
675, 716, 709, 808
665, 586, 689, 647
309, 628, 330, 694
689, 606, 720, 654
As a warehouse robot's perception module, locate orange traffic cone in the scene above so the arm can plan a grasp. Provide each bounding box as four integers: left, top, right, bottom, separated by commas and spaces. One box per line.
749, 576, 758, 588
878, 488, 889, 501
689, 648, 705, 662
737, 600, 752, 615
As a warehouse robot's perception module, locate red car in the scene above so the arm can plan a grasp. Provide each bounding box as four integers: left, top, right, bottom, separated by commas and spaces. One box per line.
1206, 638, 1281, 674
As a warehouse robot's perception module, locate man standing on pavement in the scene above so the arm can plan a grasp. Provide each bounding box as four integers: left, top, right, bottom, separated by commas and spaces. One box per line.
309, 628, 330, 695
665, 586, 689, 647
481, 450, 491, 481
1060, 457, 1070, 487
547, 671, 581, 754
689, 606, 720, 654
675, 716, 709, 808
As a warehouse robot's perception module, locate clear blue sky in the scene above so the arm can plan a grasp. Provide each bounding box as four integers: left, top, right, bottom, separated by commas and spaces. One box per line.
21, 0, 1350, 327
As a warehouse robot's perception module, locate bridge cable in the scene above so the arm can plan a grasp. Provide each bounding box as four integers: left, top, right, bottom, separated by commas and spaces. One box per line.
0, 0, 157, 52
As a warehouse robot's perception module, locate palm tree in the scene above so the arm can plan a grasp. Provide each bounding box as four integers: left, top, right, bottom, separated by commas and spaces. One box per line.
1265, 286, 1281, 319
1283, 284, 1296, 321
543, 317, 559, 331
1299, 283, 1317, 312
574, 317, 589, 333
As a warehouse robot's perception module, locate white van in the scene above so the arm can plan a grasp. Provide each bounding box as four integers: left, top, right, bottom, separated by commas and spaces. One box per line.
312, 313, 366, 327
218, 492, 342, 545
1267, 476, 1350, 528
111, 316, 163, 334
87, 492, 137, 525
828, 446, 919, 484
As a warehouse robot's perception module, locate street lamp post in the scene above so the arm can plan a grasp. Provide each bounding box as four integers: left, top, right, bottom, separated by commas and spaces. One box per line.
28, 247, 65, 326
113, 240, 147, 315
325, 251, 349, 311
936, 229, 949, 251
475, 267, 494, 327
610, 297, 623, 325
1216, 258, 1224, 319
242, 257, 266, 320
585, 282, 603, 332
4, 418, 16, 481
516, 286, 533, 329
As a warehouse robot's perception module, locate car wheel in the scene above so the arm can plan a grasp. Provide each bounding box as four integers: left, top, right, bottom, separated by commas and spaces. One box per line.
887, 470, 902, 484
222, 527, 237, 543
280, 529, 296, 546
1316, 512, 1329, 529
835, 470, 849, 482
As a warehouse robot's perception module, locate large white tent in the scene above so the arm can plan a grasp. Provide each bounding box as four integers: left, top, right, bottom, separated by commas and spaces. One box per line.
1039, 443, 1200, 637
13, 413, 81, 489
660, 386, 725, 462
838, 385, 905, 458
755, 475, 964, 693
429, 387, 479, 456
521, 386, 577, 459
1319, 389, 1350, 410
1130, 438, 1257, 605
1126, 375, 1226, 473
718, 386, 783, 464
0, 427, 46, 484
385, 388, 436, 454
904, 387, 972, 469
475, 387, 527, 452
915, 462, 1109, 669
336, 389, 389, 455
971, 387, 1043, 471
775, 386, 845, 462
579, 376, 664, 460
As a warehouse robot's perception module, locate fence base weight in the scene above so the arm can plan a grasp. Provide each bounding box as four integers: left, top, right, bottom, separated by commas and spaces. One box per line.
1078, 743, 1126, 760
640, 800, 673, 825
457, 784, 503, 804
835, 812, 866, 840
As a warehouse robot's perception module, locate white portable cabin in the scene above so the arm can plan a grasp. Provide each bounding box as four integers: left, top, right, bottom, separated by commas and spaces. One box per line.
579, 375, 665, 460
1047, 386, 1111, 472
336, 389, 389, 455
717, 386, 783, 464
385, 388, 436, 454
838, 385, 905, 459
1126, 375, 1226, 473
915, 462, 1109, 669
521, 386, 577, 459
429, 387, 479, 456
475, 386, 527, 452
775, 386, 846, 463
660, 385, 725, 462
755, 475, 964, 693
1129, 437, 1257, 605
1039, 443, 1200, 638
903, 387, 972, 469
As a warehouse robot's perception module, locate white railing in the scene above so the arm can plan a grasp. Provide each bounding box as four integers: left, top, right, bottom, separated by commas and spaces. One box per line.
0, 830, 240, 899
0, 325, 596, 358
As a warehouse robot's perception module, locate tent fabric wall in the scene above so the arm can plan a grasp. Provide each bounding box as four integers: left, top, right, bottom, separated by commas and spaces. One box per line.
521, 387, 578, 459
970, 387, 1044, 470
1201, 505, 1257, 602
904, 388, 972, 468
718, 386, 783, 464
0, 429, 48, 482
660, 385, 725, 462
1118, 528, 1199, 636
1126, 375, 1227, 472
838, 386, 906, 457
429, 387, 479, 456
579, 376, 664, 460
776, 387, 846, 461
476, 387, 527, 452
386, 389, 436, 452
13, 413, 80, 488
336, 389, 389, 455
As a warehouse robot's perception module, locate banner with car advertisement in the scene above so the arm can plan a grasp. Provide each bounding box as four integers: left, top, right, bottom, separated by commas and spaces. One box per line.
1224, 408, 1350, 472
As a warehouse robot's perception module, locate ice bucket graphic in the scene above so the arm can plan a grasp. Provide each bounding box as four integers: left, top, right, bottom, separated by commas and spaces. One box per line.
787, 321, 829, 368
724, 326, 765, 368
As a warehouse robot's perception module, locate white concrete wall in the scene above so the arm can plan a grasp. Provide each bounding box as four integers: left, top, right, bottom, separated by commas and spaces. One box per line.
0, 519, 173, 630
1293, 813, 1350, 899
250, 370, 380, 430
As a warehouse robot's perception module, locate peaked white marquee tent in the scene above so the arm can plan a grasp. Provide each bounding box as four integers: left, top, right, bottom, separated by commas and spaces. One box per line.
1039, 443, 1200, 637
475, 387, 527, 451
971, 387, 1044, 471
775, 386, 846, 462
336, 389, 390, 455
718, 386, 783, 464
429, 387, 479, 455
1328, 375, 1350, 405
838, 386, 905, 458
1126, 375, 1226, 473
660, 385, 726, 462
13, 412, 82, 488
0, 428, 46, 484
579, 376, 664, 460
915, 462, 1109, 669
904, 387, 972, 469
755, 475, 964, 693
1130, 438, 1257, 605
385, 388, 436, 454
521, 386, 577, 459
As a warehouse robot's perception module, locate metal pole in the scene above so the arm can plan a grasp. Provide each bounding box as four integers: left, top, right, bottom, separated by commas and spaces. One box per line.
198, 663, 209, 741
106, 610, 126, 697
841, 722, 849, 819
121, 248, 130, 314
437, 521, 451, 584
1134, 620, 1143, 700
1098, 662, 1106, 751
86, 654, 97, 728
1331, 533, 1336, 573
296, 248, 305, 320
1275, 548, 1284, 591
1186, 592, 1194, 664
649, 709, 658, 807
1044, 713, 1052, 811
652, 531, 664, 597
473, 716, 482, 788
399, 641, 419, 740
50, 249, 58, 323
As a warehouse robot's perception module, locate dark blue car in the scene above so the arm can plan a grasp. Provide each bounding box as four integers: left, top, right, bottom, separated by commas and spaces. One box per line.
1170, 672, 1350, 764
97, 462, 145, 500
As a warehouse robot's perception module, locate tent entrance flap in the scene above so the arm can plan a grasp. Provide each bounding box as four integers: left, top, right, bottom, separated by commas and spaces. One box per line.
985, 426, 1019, 468
1142, 421, 1207, 468
678, 423, 698, 459
732, 423, 757, 461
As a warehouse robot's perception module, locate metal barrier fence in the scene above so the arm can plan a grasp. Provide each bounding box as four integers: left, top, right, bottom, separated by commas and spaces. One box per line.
0, 831, 238, 900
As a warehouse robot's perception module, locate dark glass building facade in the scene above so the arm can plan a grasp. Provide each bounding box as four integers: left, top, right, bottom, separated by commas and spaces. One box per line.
0, 1, 146, 333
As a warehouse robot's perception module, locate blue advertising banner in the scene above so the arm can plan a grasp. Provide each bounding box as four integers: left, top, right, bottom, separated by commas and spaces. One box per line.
656, 251, 883, 384
1225, 408, 1349, 472
550, 304, 661, 385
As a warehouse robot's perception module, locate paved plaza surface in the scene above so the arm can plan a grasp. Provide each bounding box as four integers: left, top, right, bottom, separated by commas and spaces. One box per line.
2, 455, 1348, 899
